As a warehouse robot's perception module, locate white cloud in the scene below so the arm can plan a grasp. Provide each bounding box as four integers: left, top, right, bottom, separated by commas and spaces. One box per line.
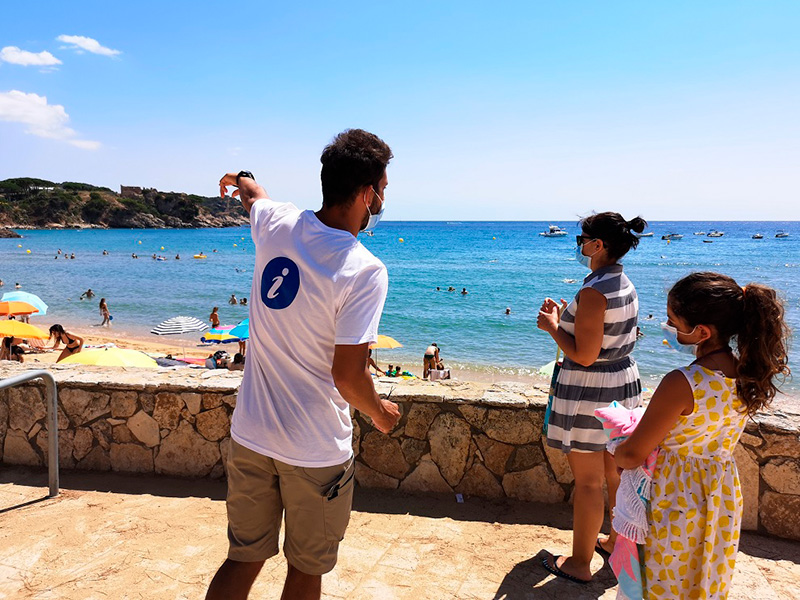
0, 46, 62, 67
0, 90, 101, 150
56, 35, 120, 57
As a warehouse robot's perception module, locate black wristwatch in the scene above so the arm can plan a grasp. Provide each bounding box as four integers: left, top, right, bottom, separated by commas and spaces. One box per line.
236, 170, 255, 186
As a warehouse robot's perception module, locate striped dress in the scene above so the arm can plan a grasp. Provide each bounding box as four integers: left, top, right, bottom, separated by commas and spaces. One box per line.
546, 264, 642, 453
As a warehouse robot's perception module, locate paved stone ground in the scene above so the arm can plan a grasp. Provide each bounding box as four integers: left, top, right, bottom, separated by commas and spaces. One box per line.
1, 468, 798, 600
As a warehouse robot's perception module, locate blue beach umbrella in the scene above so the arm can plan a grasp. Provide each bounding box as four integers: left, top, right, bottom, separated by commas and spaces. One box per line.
1, 291, 48, 316
229, 319, 250, 340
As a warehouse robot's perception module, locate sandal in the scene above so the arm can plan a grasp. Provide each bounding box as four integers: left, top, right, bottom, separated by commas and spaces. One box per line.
541, 554, 591, 585
594, 539, 612, 560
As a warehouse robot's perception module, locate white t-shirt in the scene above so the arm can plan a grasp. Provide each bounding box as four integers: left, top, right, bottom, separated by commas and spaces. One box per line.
231, 198, 388, 468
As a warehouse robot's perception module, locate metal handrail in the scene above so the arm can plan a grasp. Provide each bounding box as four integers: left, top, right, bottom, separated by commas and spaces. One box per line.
0, 370, 59, 497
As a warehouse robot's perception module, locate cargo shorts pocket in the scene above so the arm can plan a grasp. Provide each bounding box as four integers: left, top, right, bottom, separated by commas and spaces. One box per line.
321, 460, 355, 542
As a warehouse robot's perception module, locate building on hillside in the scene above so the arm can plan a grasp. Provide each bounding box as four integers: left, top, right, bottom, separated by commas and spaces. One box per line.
120, 186, 143, 198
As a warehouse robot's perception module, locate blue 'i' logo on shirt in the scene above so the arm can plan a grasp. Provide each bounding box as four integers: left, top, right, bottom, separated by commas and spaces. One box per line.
261, 257, 300, 309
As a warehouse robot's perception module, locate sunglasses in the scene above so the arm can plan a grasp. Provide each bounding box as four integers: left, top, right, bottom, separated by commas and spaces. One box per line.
576, 235, 596, 246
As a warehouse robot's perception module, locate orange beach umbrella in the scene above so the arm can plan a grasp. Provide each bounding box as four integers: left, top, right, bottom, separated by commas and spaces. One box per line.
0, 301, 40, 317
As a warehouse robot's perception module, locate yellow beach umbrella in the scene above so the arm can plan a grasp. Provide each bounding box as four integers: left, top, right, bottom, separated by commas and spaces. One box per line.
60, 347, 158, 368
0, 320, 49, 339
0, 301, 40, 317
370, 334, 403, 349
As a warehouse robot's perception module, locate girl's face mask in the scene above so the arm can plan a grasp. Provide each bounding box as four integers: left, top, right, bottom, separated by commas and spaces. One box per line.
661, 322, 699, 355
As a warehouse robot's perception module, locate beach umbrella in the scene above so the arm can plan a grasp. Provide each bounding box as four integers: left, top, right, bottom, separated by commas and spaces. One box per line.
0, 320, 50, 339
0, 301, 40, 317
60, 347, 158, 368
1, 291, 48, 316
151, 316, 209, 336
200, 326, 240, 344
229, 319, 250, 340
369, 335, 403, 350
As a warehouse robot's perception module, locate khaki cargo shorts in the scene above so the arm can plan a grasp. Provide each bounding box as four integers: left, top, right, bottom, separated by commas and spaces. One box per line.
225, 440, 355, 575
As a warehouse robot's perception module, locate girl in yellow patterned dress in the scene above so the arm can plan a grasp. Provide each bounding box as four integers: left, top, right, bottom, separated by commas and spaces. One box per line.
614, 272, 790, 599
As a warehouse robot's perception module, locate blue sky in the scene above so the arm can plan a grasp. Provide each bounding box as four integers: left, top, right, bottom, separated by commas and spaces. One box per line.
1, 1, 799, 220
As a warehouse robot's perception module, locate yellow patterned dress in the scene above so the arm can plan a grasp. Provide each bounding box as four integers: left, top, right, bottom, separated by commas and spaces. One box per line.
644, 365, 747, 600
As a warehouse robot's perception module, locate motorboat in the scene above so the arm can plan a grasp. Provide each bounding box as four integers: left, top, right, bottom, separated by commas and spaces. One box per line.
776, 231, 790, 238
703, 240, 713, 243
635, 232, 654, 238
539, 225, 568, 237
661, 233, 683, 240
752, 233, 764, 239
693, 231, 706, 235
707, 230, 724, 237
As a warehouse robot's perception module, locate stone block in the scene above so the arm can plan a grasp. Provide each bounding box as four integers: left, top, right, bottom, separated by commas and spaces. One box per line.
762, 458, 800, 495
352, 418, 361, 458
508, 445, 545, 472
90, 420, 112, 450
404, 403, 440, 439
484, 409, 540, 445
127, 411, 160, 448
734, 444, 759, 530
222, 394, 237, 407
760, 491, 800, 541
180, 407, 196, 424
459, 405, 488, 429
112, 424, 135, 444
355, 461, 399, 490
401, 438, 427, 466
455, 463, 504, 500
739, 433, 763, 449
77, 446, 111, 471
202, 393, 224, 410
428, 412, 471, 487
502, 465, 564, 504
36, 428, 76, 469
399, 456, 452, 494
196, 407, 229, 442
210, 463, 225, 479
110, 443, 154, 473
72, 427, 94, 460
474, 434, 514, 476
759, 433, 800, 459
360, 431, 409, 479
56, 403, 69, 430
139, 393, 155, 413
153, 393, 184, 429
110, 391, 138, 418
155, 421, 220, 477
28, 422, 41, 439
183, 393, 202, 415
8, 386, 46, 434
3, 429, 41, 466
543, 442, 574, 484
59, 388, 110, 426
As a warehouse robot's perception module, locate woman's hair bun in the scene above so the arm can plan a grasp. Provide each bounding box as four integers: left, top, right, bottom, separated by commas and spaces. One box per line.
626, 216, 647, 234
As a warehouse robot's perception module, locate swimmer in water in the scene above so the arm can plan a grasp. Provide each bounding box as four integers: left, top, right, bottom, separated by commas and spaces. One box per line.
229, 294, 238, 305
461, 287, 468, 295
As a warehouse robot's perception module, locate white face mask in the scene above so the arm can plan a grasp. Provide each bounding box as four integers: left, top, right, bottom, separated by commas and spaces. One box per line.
575, 241, 600, 270
361, 188, 385, 232
661, 322, 699, 355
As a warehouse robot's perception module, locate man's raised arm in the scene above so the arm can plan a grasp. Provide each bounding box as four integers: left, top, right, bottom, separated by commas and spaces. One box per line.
219, 171, 270, 215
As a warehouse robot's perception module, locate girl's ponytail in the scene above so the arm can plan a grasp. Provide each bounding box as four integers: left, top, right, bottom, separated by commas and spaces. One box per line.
736, 283, 791, 415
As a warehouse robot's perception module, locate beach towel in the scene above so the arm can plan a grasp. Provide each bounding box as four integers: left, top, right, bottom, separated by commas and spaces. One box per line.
594, 401, 658, 600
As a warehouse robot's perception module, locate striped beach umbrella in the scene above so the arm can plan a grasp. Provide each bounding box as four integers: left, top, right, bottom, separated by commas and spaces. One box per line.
151, 316, 208, 336
200, 326, 240, 344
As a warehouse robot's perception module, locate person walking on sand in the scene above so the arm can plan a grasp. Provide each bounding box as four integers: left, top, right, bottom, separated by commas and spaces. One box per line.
210, 306, 221, 328
206, 129, 401, 600
47, 324, 84, 362
99, 298, 111, 327
614, 273, 790, 598
538, 212, 646, 584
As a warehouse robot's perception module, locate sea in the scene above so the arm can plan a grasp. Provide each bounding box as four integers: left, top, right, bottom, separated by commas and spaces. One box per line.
1, 221, 798, 395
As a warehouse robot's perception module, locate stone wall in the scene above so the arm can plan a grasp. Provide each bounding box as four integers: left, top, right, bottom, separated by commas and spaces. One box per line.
1, 364, 800, 542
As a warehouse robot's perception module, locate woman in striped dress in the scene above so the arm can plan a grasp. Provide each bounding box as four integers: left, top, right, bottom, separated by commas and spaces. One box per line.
538, 212, 646, 584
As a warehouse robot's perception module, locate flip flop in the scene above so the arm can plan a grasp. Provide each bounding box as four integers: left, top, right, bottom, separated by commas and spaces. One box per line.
595, 539, 612, 560
541, 554, 591, 585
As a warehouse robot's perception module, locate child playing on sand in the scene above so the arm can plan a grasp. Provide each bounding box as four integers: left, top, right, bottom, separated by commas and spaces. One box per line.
614, 272, 790, 599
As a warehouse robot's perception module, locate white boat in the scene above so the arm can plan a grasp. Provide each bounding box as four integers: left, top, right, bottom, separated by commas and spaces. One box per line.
776, 231, 790, 238
635, 232, 654, 238
661, 233, 683, 240
694, 231, 706, 235
752, 233, 764, 239
707, 230, 724, 237
539, 225, 568, 237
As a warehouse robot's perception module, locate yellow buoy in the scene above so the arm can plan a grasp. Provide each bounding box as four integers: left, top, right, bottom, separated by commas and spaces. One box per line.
160, 246, 165, 250
17, 244, 22, 248
399, 238, 404, 243
233, 243, 237, 247
492, 237, 496, 240
26, 249, 31, 254
138, 240, 142, 244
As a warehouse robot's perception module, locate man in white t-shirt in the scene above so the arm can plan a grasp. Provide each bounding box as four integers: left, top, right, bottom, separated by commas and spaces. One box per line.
205, 129, 401, 600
